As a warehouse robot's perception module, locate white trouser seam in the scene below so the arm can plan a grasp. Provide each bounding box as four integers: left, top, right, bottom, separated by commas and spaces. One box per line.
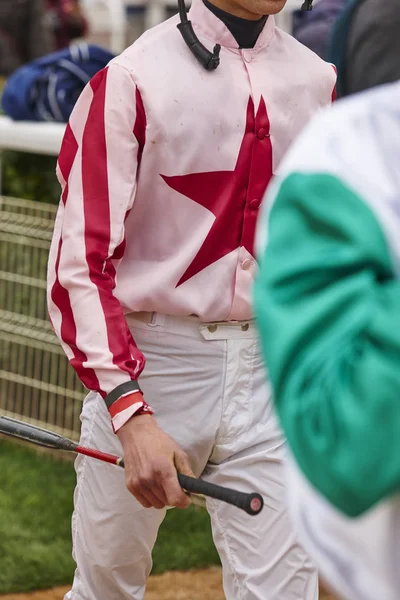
216, 338, 229, 440
247, 340, 256, 430
211, 501, 243, 599
70, 394, 102, 600
217, 339, 256, 443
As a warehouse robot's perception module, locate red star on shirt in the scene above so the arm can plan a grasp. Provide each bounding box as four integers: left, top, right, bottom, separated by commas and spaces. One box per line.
161, 96, 273, 286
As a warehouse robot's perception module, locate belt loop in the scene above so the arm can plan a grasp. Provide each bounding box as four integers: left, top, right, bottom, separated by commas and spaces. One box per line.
148, 312, 166, 328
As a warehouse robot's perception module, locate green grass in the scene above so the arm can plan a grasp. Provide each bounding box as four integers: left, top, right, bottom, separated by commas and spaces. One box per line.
0, 440, 220, 594
154, 505, 220, 575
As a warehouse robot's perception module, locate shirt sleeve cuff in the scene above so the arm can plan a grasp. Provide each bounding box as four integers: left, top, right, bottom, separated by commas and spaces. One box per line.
106, 384, 154, 432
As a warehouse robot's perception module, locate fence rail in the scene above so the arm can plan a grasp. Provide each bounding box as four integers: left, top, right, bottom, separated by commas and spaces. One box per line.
0, 196, 85, 441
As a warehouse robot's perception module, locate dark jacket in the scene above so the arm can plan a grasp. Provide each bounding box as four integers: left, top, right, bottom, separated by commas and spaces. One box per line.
328, 0, 400, 97
293, 0, 347, 59
0, 0, 53, 76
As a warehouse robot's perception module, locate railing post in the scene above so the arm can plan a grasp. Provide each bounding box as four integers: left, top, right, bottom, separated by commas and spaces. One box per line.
0, 149, 3, 196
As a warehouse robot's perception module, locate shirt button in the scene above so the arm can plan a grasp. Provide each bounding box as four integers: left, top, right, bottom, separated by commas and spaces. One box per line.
241, 258, 253, 270
257, 128, 269, 140
241, 323, 249, 331
207, 324, 218, 333
249, 198, 261, 210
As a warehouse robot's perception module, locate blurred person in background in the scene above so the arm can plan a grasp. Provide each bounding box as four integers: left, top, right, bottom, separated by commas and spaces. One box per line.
293, 0, 346, 58
254, 0, 400, 599
328, 0, 400, 97
0, 0, 52, 76
46, 0, 88, 49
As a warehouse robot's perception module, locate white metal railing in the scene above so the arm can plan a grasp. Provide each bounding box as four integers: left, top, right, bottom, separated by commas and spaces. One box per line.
0, 117, 65, 156
82, 0, 128, 54
0, 195, 86, 439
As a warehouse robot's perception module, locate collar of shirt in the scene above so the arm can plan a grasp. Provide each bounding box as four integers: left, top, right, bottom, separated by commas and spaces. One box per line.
188, 0, 276, 52
202, 0, 268, 49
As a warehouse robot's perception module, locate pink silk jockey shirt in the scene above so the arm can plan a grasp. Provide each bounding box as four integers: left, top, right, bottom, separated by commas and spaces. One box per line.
47, 0, 336, 430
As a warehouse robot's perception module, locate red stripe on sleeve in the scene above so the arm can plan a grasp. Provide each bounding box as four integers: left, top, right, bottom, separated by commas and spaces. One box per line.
331, 64, 337, 102
58, 124, 79, 186
51, 236, 102, 394
81, 68, 144, 384
134, 87, 146, 164
51, 122, 102, 393
58, 123, 79, 205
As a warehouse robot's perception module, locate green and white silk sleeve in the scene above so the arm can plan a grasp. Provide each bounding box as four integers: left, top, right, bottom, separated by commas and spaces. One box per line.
254, 171, 400, 517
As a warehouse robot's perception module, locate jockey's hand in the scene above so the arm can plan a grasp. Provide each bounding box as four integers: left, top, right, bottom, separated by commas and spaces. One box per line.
117, 414, 194, 509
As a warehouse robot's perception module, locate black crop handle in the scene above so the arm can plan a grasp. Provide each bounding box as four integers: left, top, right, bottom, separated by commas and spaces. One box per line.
178, 473, 263, 516
0, 417, 263, 515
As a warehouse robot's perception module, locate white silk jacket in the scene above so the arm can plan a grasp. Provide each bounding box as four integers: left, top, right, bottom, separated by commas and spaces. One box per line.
47, 0, 336, 429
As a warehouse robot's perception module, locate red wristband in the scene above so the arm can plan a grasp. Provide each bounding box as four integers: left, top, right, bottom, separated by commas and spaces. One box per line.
109, 391, 155, 432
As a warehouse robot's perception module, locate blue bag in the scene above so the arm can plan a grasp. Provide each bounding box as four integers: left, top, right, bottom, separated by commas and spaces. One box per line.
1, 43, 115, 123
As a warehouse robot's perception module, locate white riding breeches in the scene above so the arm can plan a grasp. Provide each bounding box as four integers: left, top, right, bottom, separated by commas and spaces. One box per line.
65, 313, 318, 600
286, 455, 400, 600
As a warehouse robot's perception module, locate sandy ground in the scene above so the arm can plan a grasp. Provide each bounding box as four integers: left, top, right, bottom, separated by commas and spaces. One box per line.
1, 568, 337, 600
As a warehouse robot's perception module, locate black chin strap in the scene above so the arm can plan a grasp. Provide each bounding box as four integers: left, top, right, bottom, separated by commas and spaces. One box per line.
177, 0, 313, 70
177, 0, 221, 70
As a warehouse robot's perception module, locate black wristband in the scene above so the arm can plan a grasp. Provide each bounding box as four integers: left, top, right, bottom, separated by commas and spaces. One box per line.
105, 381, 142, 409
